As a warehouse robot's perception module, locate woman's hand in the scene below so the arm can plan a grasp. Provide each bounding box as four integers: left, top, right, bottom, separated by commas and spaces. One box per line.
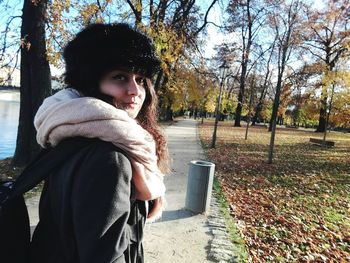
147, 197, 163, 222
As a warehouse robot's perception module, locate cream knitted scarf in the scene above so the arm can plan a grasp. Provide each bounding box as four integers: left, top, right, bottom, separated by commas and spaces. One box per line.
34, 88, 165, 201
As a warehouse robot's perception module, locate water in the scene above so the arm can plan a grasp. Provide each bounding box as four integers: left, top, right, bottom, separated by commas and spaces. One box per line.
0, 91, 20, 160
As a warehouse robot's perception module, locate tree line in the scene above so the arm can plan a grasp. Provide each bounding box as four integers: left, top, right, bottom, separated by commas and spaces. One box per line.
217, 0, 349, 132
214, 0, 349, 162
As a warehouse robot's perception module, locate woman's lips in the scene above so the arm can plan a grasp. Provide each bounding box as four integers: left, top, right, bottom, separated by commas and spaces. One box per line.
126, 102, 137, 109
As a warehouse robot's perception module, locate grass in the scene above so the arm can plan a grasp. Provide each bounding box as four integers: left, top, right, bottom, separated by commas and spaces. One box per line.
199, 120, 350, 262
212, 177, 249, 263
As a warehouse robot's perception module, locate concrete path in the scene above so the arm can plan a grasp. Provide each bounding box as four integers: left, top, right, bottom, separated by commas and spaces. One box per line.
143, 119, 214, 263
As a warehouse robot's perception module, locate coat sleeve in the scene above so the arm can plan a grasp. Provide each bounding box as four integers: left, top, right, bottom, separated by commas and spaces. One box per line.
71, 145, 133, 263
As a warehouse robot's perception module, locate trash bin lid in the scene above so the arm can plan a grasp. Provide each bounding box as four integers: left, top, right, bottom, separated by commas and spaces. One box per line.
190, 160, 215, 167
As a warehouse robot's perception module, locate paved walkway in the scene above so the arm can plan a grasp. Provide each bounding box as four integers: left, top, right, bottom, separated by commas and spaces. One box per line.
143, 119, 214, 262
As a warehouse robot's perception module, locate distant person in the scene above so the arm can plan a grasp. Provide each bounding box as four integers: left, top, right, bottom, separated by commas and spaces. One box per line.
30, 23, 169, 263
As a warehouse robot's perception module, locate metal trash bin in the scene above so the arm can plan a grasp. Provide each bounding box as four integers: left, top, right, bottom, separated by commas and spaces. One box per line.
185, 160, 215, 214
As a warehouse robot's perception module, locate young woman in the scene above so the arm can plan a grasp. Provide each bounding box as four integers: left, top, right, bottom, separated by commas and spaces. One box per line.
29, 23, 169, 263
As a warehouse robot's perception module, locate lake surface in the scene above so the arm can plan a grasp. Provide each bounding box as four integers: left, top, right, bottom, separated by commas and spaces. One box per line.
0, 91, 20, 160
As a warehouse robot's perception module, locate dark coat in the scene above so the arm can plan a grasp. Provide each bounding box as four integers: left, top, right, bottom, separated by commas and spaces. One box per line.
29, 138, 146, 263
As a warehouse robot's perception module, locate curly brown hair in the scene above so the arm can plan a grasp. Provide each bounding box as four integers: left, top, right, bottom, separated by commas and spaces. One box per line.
137, 79, 170, 174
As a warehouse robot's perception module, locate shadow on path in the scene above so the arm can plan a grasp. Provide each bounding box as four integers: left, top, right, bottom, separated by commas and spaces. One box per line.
160, 208, 198, 222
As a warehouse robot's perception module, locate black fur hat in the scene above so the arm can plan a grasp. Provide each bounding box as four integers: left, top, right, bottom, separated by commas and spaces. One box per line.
63, 23, 161, 97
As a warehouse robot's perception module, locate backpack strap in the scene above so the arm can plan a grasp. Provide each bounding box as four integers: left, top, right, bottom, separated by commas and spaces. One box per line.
9, 137, 94, 199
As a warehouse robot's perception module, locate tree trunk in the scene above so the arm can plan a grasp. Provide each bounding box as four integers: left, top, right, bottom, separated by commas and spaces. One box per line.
252, 91, 265, 125
234, 90, 244, 127
234, 63, 247, 127
12, 0, 51, 167
269, 75, 283, 132
268, 75, 283, 163
316, 94, 327, 132
165, 105, 173, 121
154, 69, 164, 92
158, 74, 173, 121
234, 0, 253, 127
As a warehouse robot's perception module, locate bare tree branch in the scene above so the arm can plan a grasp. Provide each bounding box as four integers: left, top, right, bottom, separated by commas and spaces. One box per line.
96, 0, 102, 10
1, 15, 21, 62
194, 0, 219, 36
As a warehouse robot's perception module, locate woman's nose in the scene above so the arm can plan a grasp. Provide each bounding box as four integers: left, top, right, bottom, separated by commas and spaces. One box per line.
127, 77, 140, 96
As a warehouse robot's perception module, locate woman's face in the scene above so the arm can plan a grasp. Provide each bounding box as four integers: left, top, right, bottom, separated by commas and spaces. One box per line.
99, 69, 147, 119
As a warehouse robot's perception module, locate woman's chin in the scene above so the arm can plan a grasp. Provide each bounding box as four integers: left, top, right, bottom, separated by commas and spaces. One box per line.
126, 110, 138, 119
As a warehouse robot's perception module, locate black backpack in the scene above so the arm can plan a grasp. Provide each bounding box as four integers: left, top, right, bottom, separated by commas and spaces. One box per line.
0, 138, 92, 263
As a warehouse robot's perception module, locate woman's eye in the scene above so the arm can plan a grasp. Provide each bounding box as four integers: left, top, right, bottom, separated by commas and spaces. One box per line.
112, 74, 127, 81
136, 77, 146, 86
